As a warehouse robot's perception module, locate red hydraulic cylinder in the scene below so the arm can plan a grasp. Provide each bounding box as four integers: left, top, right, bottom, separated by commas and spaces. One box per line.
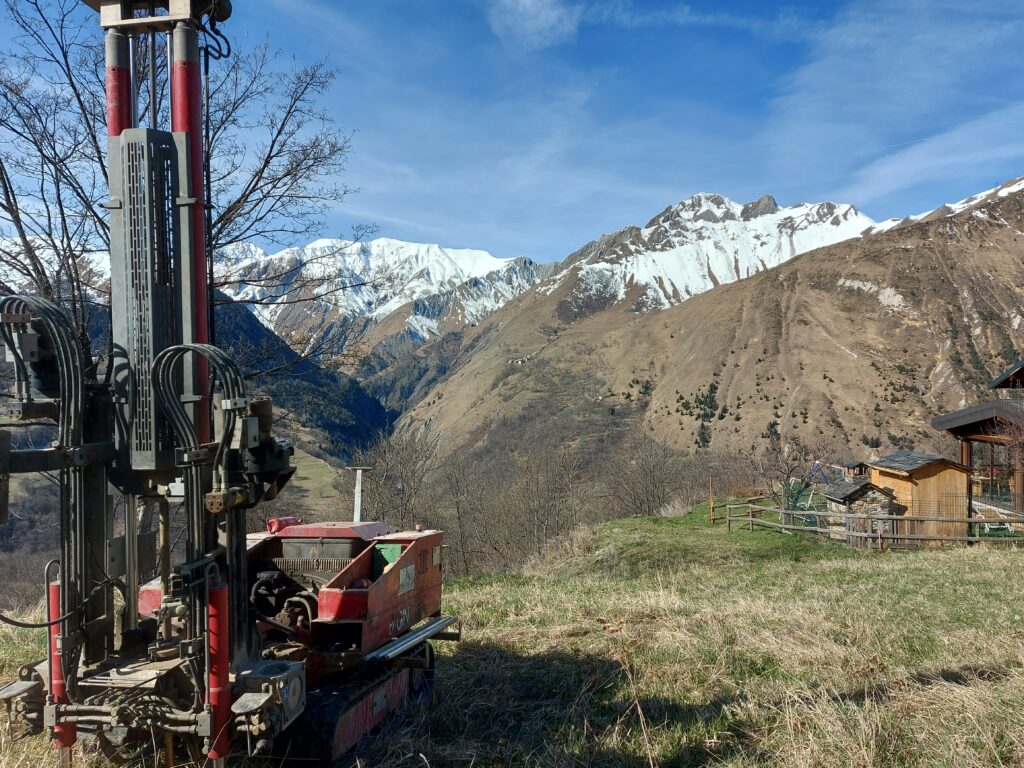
105, 29, 132, 136
207, 583, 231, 760
48, 582, 75, 749
171, 22, 211, 442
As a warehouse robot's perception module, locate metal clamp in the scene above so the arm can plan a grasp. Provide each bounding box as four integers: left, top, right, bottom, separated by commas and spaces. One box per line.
220, 397, 249, 412
176, 447, 210, 466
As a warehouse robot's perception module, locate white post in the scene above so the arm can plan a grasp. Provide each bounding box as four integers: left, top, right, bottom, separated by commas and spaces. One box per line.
354, 468, 363, 522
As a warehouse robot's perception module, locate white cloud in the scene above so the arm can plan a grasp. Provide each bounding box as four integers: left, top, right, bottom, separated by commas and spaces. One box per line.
485, 0, 819, 50
760, 0, 1024, 203
486, 0, 584, 51
832, 103, 1024, 207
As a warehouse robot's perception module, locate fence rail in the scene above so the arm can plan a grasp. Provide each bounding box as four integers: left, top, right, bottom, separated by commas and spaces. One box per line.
722, 503, 1024, 549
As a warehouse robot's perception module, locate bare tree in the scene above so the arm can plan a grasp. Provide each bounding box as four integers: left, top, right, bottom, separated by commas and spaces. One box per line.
439, 454, 490, 575
552, 443, 588, 531
749, 433, 832, 508
0, 0, 110, 332
602, 434, 685, 517
0, 0, 367, 358
348, 429, 440, 531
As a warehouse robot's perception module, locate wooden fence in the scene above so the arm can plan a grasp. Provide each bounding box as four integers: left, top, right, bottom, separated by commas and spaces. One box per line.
721, 503, 1024, 549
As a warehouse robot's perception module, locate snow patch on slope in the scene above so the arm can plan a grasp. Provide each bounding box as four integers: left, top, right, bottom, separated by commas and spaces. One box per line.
837, 278, 905, 310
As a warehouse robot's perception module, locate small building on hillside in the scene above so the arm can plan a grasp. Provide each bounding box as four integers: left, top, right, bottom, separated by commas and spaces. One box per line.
823, 478, 897, 548
867, 450, 970, 546
839, 461, 869, 479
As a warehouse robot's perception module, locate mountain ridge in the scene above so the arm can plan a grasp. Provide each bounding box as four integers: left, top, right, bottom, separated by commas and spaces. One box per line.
396, 181, 1024, 457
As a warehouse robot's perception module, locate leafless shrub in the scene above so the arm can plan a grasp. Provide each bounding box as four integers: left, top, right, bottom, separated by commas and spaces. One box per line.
339, 429, 441, 532
601, 435, 687, 517
750, 434, 836, 508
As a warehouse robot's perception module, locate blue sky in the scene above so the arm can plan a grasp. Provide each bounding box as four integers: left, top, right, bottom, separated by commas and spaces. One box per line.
236, 0, 1024, 261
39, 2, 1024, 261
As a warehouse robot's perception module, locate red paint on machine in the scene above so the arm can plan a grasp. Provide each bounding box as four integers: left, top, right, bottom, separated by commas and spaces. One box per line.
207, 583, 231, 760
48, 582, 75, 749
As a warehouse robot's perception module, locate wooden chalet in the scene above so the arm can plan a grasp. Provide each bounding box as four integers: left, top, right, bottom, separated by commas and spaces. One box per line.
932, 358, 1024, 516
839, 461, 869, 478
867, 450, 970, 545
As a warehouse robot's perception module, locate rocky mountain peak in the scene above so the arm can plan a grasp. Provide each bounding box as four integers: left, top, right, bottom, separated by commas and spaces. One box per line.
221, 237, 551, 357
741, 195, 780, 220
549, 192, 877, 318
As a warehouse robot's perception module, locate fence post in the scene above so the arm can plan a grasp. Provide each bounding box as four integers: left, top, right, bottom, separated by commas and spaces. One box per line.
709, 476, 715, 526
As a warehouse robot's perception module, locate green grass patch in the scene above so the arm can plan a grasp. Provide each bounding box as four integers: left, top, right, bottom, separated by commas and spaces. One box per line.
585, 502, 860, 576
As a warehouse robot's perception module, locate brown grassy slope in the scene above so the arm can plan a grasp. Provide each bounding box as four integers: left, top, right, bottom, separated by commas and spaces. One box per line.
403, 191, 1024, 456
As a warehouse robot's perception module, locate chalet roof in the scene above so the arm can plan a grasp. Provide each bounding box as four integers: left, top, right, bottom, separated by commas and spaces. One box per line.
868, 449, 966, 475
824, 478, 893, 502
931, 399, 1024, 438
990, 359, 1024, 390
840, 460, 867, 469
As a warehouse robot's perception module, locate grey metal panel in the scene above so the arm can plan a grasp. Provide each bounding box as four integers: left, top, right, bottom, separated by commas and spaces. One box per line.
281, 538, 360, 560
109, 128, 195, 473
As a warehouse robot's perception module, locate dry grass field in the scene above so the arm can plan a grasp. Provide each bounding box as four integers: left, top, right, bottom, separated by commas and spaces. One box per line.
3, 504, 1024, 767
367, 507, 1024, 767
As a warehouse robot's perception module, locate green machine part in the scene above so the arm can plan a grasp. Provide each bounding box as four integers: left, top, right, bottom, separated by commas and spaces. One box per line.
372, 543, 404, 578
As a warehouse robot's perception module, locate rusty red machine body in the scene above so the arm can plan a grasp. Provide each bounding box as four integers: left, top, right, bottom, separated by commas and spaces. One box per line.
0, 2, 456, 765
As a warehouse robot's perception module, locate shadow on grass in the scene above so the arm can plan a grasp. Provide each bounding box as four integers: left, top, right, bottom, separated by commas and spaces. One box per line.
344, 640, 757, 768
340, 647, 1020, 768
832, 662, 1014, 707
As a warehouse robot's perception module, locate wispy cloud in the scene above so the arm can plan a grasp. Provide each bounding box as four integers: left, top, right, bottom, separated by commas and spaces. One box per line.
831, 103, 1024, 210
485, 0, 822, 51
586, 2, 821, 42
486, 0, 584, 51
760, 0, 1024, 211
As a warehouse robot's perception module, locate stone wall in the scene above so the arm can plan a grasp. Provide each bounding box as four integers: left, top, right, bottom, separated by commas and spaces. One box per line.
826, 489, 894, 547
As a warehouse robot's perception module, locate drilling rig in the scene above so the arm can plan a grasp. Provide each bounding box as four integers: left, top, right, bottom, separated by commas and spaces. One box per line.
0, 2, 457, 765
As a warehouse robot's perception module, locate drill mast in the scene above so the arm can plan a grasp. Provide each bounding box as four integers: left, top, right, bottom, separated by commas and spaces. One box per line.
0, 4, 457, 765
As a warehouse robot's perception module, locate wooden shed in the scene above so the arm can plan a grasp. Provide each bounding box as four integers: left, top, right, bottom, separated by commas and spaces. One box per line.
867, 450, 969, 546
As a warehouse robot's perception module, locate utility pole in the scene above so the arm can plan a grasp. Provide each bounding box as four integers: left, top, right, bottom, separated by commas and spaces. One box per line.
346, 466, 373, 522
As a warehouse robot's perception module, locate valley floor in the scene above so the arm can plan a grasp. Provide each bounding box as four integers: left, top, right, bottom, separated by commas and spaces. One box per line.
4, 508, 1024, 767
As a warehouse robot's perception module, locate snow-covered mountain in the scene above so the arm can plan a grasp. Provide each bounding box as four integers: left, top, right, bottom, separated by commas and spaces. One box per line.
865, 176, 1024, 235
541, 193, 877, 318
220, 237, 551, 352
219, 194, 879, 358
